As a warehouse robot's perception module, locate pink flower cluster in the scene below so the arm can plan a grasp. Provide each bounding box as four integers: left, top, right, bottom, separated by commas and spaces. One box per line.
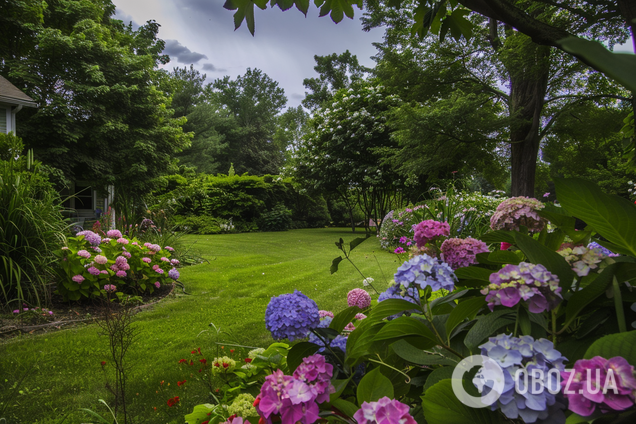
256, 354, 334, 424
440, 237, 489, 269
77, 250, 91, 259
94, 255, 108, 265
72, 275, 84, 284
103, 284, 117, 293
353, 397, 417, 424
347, 288, 371, 309
318, 310, 334, 319
413, 220, 450, 248
489, 196, 545, 233
106, 229, 122, 238
561, 356, 636, 416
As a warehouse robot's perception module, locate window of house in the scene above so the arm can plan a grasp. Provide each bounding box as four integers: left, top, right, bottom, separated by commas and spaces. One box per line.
0, 109, 6, 133
74, 184, 93, 209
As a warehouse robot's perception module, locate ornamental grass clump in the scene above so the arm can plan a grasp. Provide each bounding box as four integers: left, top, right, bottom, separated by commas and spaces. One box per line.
265, 290, 320, 341
490, 196, 546, 232
481, 262, 562, 313
477, 334, 567, 424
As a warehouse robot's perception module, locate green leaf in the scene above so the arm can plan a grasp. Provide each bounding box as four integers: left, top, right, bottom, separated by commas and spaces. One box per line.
421, 379, 505, 424
454, 267, 492, 282
564, 264, 616, 330
330, 305, 361, 333
538, 228, 566, 251
537, 210, 575, 229
518, 307, 532, 336
554, 178, 636, 257
349, 234, 370, 252
287, 342, 320, 372
429, 289, 470, 309
391, 339, 457, 365
294, 0, 310, 14
487, 250, 521, 264
369, 299, 421, 321
185, 403, 216, 424
446, 297, 486, 337
330, 256, 343, 274
357, 367, 394, 404
332, 398, 359, 418
584, 330, 636, 365
423, 367, 455, 391
464, 310, 515, 351
557, 37, 636, 93
480, 230, 515, 244
329, 376, 352, 402
374, 316, 437, 343
513, 232, 575, 291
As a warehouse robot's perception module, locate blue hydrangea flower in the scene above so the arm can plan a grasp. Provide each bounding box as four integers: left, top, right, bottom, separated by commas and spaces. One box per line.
265, 290, 320, 341
587, 241, 619, 257
476, 334, 567, 424
377, 284, 420, 319
394, 254, 457, 292
168, 268, 179, 280
76, 230, 101, 246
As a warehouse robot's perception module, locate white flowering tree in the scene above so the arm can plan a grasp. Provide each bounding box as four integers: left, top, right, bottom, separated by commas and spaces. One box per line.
292, 82, 406, 230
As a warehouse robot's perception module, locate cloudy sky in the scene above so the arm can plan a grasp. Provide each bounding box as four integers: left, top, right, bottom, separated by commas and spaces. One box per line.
112, 0, 384, 107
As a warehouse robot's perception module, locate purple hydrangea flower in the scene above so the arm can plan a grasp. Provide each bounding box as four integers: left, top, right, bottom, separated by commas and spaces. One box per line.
165, 246, 174, 252
72, 275, 85, 284
477, 334, 567, 424
142, 257, 151, 263
481, 263, 562, 313
76, 230, 101, 246
116, 270, 127, 278
354, 397, 417, 424
106, 229, 122, 239
440, 237, 489, 269
587, 242, 619, 257
77, 250, 91, 259
561, 356, 636, 416
115, 256, 130, 271
168, 268, 179, 280
265, 290, 319, 341
171, 259, 180, 265
394, 254, 457, 292
87, 266, 101, 276
103, 284, 117, 292
154, 281, 161, 289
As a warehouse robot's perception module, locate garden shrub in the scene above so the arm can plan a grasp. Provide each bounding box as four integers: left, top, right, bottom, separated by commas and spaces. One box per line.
0, 133, 66, 310
257, 204, 292, 232
55, 230, 180, 301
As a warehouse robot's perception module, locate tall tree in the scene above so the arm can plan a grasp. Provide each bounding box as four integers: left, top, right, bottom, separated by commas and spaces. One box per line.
2, 0, 190, 195
302, 50, 370, 109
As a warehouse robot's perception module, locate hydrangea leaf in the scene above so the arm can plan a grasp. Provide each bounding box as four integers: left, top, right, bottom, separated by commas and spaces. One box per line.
513, 232, 575, 292
286, 341, 320, 372
479, 230, 515, 244
487, 250, 522, 265
446, 297, 486, 338
391, 339, 458, 366
464, 309, 515, 352
423, 366, 454, 391
330, 256, 343, 274
584, 330, 636, 365
554, 177, 636, 257
422, 379, 506, 424
357, 367, 394, 405
331, 398, 359, 419
374, 316, 437, 343
453, 267, 493, 282
369, 299, 423, 321
564, 263, 617, 332
330, 305, 361, 333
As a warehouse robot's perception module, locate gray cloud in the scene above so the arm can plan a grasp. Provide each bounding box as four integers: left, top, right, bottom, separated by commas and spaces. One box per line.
290, 93, 304, 100
202, 63, 226, 72
163, 39, 208, 64
113, 8, 140, 30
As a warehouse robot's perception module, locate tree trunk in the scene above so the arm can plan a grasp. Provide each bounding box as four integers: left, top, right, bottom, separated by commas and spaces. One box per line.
506, 38, 551, 197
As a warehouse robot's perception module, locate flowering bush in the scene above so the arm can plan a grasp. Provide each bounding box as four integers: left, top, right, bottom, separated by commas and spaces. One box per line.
440, 237, 489, 269
490, 196, 546, 232
55, 230, 180, 301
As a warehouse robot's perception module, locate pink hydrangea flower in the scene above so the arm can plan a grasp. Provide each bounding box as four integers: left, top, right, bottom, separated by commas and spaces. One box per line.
440, 237, 489, 269
94, 255, 107, 264
353, 397, 417, 424
355, 313, 367, 320
347, 288, 371, 309
152, 264, 159, 271
165, 246, 174, 252
116, 237, 129, 245
77, 250, 91, 259
122, 251, 131, 259
116, 270, 127, 278
101, 238, 112, 243
100, 270, 108, 274
413, 220, 450, 247
394, 247, 405, 254
490, 196, 545, 232
171, 259, 180, 265
143, 242, 152, 248
72, 275, 85, 284
142, 257, 151, 263
103, 284, 117, 292
161, 257, 170, 262
87, 266, 101, 276
106, 229, 122, 238
155, 268, 164, 274
61, 246, 69, 250
343, 322, 356, 332
318, 310, 334, 319
561, 356, 636, 416
110, 264, 119, 272
154, 282, 161, 289
149, 244, 161, 252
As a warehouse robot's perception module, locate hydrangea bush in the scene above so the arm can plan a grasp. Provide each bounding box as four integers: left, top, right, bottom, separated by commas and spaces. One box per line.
55, 230, 180, 301
185, 178, 636, 424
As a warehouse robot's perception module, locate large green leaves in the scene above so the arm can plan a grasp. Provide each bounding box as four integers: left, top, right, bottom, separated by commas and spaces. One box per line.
563, 264, 617, 331
584, 331, 636, 365
445, 297, 486, 337
421, 379, 505, 424
554, 178, 636, 257
374, 316, 437, 343
464, 309, 515, 351
357, 367, 394, 404
391, 339, 458, 365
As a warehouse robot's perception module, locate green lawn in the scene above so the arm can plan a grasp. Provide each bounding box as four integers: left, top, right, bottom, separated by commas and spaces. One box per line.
0, 228, 400, 424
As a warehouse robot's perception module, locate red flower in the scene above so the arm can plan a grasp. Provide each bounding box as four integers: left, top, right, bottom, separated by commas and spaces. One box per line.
189, 360, 194, 366
197, 347, 201, 355
101, 361, 106, 366
253, 396, 260, 407
178, 359, 187, 364
199, 358, 207, 364
222, 362, 229, 368
201, 421, 209, 424
244, 358, 252, 363
191, 350, 196, 354
230, 349, 235, 353
166, 396, 180, 407
199, 368, 202, 372
177, 380, 186, 387
214, 362, 220, 367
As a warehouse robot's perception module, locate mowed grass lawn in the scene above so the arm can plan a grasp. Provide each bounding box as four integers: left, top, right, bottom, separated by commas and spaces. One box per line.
0, 228, 400, 424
